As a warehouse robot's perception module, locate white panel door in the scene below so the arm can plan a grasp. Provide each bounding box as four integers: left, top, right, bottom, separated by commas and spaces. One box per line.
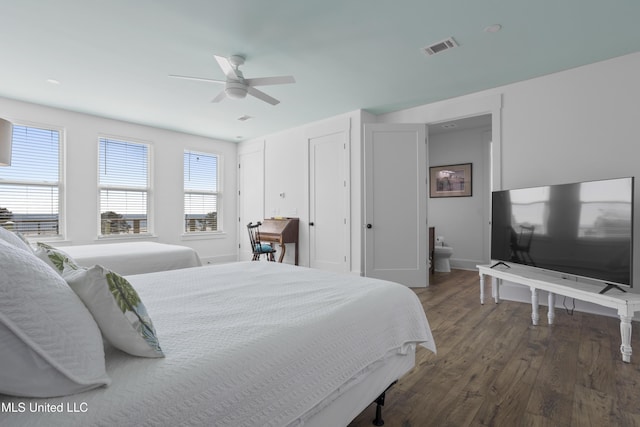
237, 145, 264, 261
309, 131, 349, 272
364, 123, 428, 287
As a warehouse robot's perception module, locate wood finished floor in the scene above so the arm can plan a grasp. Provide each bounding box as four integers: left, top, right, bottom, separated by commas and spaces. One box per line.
348, 269, 640, 427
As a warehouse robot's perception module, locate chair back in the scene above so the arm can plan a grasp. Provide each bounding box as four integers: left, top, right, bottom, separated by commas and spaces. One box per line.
247, 222, 263, 253
247, 222, 276, 261
518, 225, 535, 250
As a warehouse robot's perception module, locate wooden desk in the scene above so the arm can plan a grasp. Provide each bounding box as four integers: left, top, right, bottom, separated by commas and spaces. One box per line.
260, 218, 300, 265
477, 263, 640, 363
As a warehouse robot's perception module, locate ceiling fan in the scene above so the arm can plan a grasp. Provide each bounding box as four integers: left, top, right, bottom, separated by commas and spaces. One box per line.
169, 54, 295, 105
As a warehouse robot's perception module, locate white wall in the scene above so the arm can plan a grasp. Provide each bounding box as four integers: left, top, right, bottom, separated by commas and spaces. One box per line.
240, 110, 368, 273
428, 125, 491, 269
499, 55, 640, 191
494, 52, 640, 299
381, 51, 640, 197
8, 49, 639, 296
0, 97, 238, 264
375, 51, 640, 316
241, 51, 640, 288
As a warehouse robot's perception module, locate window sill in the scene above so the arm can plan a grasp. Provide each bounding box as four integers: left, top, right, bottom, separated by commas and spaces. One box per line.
181, 231, 227, 241
26, 236, 69, 245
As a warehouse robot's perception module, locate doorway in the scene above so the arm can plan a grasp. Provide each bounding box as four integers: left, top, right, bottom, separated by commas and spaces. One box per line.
427, 114, 492, 268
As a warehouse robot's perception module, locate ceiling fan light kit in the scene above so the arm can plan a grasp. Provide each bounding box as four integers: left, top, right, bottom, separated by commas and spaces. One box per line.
225, 81, 248, 99
170, 54, 295, 106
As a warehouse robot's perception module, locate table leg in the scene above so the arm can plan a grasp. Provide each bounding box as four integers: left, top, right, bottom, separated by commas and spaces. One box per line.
620, 314, 632, 363
479, 273, 485, 305
493, 277, 500, 303
531, 287, 539, 326
547, 292, 555, 325
278, 242, 286, 263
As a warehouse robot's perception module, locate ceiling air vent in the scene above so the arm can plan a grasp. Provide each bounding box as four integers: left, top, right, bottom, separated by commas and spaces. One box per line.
422, 37, 459, 56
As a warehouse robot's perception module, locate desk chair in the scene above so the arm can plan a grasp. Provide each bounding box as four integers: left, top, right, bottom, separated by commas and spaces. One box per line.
247, 222, 276, 261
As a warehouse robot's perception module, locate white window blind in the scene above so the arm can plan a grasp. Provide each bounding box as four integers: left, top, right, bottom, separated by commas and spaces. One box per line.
0, 125, 61, 237
184, 150, 219, 233
99, 138, 149, 236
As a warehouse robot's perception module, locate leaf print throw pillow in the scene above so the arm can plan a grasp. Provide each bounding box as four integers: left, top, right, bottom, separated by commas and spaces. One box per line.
34, 242, 80, 275
64, 264, 164, 358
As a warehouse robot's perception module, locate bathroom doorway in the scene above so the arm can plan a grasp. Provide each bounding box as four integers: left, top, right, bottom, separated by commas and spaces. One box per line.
427, 114, 492, 269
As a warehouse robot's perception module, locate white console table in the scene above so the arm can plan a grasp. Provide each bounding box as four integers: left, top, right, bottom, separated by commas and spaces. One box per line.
477, 263, 640, 363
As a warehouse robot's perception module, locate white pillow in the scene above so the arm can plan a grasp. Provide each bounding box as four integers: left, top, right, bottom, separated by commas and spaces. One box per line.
64, 265, 164, 358
0, 240, 110, 397
34, 241, 79, 275
0, 225, 32, 253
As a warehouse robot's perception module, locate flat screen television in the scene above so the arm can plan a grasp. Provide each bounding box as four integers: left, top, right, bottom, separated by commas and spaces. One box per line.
491, 177, 634, 293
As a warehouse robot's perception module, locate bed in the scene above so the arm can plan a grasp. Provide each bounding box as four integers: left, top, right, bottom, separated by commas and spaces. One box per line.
0, 252, 435, 427
57, 241, 202, 275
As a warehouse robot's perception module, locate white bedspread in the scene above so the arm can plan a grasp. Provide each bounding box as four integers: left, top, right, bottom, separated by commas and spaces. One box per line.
0, 262, 435, 427
60, 241, 202, 275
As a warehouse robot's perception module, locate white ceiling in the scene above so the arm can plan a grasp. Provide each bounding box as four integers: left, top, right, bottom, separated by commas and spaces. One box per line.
1, 1, 639, 142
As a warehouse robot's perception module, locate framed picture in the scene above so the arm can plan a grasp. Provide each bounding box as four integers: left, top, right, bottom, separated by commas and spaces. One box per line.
429, 163, 472, 198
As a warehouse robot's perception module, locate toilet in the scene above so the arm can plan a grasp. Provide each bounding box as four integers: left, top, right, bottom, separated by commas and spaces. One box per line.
433, 236, 454, 273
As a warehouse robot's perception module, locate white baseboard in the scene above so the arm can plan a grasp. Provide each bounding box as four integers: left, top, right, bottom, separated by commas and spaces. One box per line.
451, 258, 484, 271
200, 254, 237, 265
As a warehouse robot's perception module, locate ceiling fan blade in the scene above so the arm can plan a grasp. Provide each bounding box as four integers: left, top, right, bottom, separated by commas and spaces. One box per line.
211, 90, 226, 103
214, 55, 240, 80
247, 86, 280, 105
169, 74, 225, 84
245, 75, 296, 87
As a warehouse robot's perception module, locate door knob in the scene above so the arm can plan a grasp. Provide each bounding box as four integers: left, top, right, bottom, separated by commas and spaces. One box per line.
309, 222, 314, 226
366, 224, 372, 229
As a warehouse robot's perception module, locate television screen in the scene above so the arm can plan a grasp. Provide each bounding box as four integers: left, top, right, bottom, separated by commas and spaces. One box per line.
491, 177, 634, 287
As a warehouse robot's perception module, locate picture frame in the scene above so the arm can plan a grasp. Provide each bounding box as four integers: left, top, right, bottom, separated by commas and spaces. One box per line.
429, 163, 472, 198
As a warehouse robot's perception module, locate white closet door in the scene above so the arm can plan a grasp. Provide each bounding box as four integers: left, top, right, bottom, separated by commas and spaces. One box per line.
309, 128, 349, 272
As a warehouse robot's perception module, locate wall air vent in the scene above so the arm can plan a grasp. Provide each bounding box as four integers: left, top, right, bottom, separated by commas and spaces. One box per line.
422, 37, 459, 56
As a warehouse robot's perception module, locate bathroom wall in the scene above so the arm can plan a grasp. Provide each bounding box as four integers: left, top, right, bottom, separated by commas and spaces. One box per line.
428, 124, 491, 269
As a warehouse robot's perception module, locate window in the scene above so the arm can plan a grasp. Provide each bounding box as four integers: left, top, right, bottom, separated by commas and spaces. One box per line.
99, 137, 150, 236
184, 150, 219, 233
578, 179, 632, 238
0, 124, 61, 237
510, 186, 549, 235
